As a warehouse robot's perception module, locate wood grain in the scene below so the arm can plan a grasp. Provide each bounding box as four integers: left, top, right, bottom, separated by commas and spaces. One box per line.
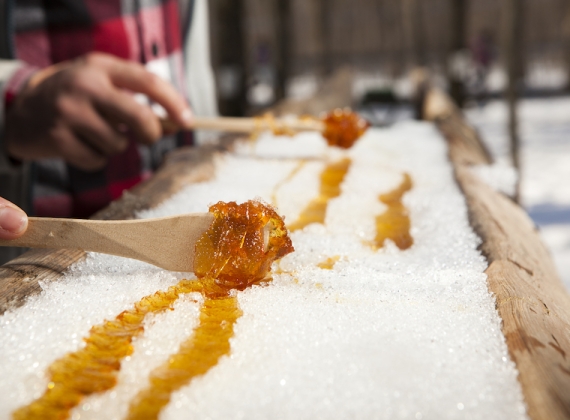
0, 145, 219, 315
425, 88, 570, 420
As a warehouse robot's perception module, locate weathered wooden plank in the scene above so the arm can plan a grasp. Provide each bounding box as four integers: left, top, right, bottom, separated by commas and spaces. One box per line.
0, 145, 218, 315
425, 88, 570, 420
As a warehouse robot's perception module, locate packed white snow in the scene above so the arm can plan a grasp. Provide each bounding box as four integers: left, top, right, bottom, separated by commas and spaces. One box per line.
0, 122, 527, 419
470, 162, 518, 198
466, 97, 570, 289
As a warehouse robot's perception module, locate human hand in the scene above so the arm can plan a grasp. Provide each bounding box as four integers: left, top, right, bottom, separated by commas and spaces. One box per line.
0, 197, 27, 240
4, 53, 192, 171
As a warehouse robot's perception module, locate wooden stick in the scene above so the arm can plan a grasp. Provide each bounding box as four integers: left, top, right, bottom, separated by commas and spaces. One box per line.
161, 116, 325, 134
0, 214, 214, 272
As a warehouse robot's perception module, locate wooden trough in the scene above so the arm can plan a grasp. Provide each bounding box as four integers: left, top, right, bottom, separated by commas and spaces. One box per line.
424, 88, 570, 420
0, 83, 569, 420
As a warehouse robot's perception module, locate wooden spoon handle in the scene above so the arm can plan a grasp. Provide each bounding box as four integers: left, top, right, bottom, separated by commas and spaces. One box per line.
0, 217, 139, 251
162, 116, 325, 134
0, 214, 214, 272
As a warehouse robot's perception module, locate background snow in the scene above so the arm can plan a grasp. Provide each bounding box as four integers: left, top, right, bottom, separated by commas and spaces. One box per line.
466, 97, 570, 289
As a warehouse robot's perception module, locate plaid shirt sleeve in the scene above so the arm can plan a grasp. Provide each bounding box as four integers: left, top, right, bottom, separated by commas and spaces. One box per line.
7, 0, 198, 218
0, 60, 37, 175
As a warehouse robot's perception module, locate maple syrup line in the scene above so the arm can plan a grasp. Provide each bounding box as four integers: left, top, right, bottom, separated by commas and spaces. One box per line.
13, 200, 294, 420
122, 200, 294, 418
373, 173, 414, 250
288, 158, 352, 232
126, 284, 242, 420
12, 279, 204, 420
270, 160, 307, 208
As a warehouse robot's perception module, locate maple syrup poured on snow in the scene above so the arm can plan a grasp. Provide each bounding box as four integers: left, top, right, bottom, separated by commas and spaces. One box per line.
12, 280, 203, 420
288, 158, 352, 232
14, 201, 293, 420
126, 279, 241, 420
373, 173, 413, 250
127, 201, 293, 419
317, 256, 340, 270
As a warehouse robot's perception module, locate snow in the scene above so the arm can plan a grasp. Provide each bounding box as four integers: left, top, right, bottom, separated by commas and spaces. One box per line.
0, 123, 527, 419
466, 96, 570, 289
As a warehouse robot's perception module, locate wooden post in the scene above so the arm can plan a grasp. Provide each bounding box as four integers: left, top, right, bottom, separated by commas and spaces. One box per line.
563, 5, 570, 91
275, 0, 291, 102
318, 0, 333, 76
503, 0, 524, 202
402, 0, 426, 67
448, 0, 467, 108
403, 0, 428, 120
212, 0, 248, 116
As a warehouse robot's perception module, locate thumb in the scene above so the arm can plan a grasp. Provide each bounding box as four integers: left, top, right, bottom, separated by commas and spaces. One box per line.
0, 198, 28, 239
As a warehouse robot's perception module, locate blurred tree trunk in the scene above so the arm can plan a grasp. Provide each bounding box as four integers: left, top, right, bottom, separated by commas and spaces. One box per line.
214, 0, 248, 116
402, 0, 426, 67
402, 0, 427, 119
503, 0, 524, 202
562, 4, 570, 91
275, 0, 291, 102
448, 0, 467, 107
318, 0, 333, 76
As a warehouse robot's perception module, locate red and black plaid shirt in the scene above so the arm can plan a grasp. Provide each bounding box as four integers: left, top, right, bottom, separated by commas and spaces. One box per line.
7, 0, 194, 218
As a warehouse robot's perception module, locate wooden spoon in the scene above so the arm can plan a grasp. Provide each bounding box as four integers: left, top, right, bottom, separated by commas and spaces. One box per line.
0, 214, 214, 272
161, 110, 370, 149
161, 116, 325, 134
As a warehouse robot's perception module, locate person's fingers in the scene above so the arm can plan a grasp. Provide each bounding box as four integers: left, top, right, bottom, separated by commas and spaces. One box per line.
94, 89, 162, 145
66, 100, 129, 155
91, 54, 192, 127
53, 125, 108, 171
0, 197, 28, 239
